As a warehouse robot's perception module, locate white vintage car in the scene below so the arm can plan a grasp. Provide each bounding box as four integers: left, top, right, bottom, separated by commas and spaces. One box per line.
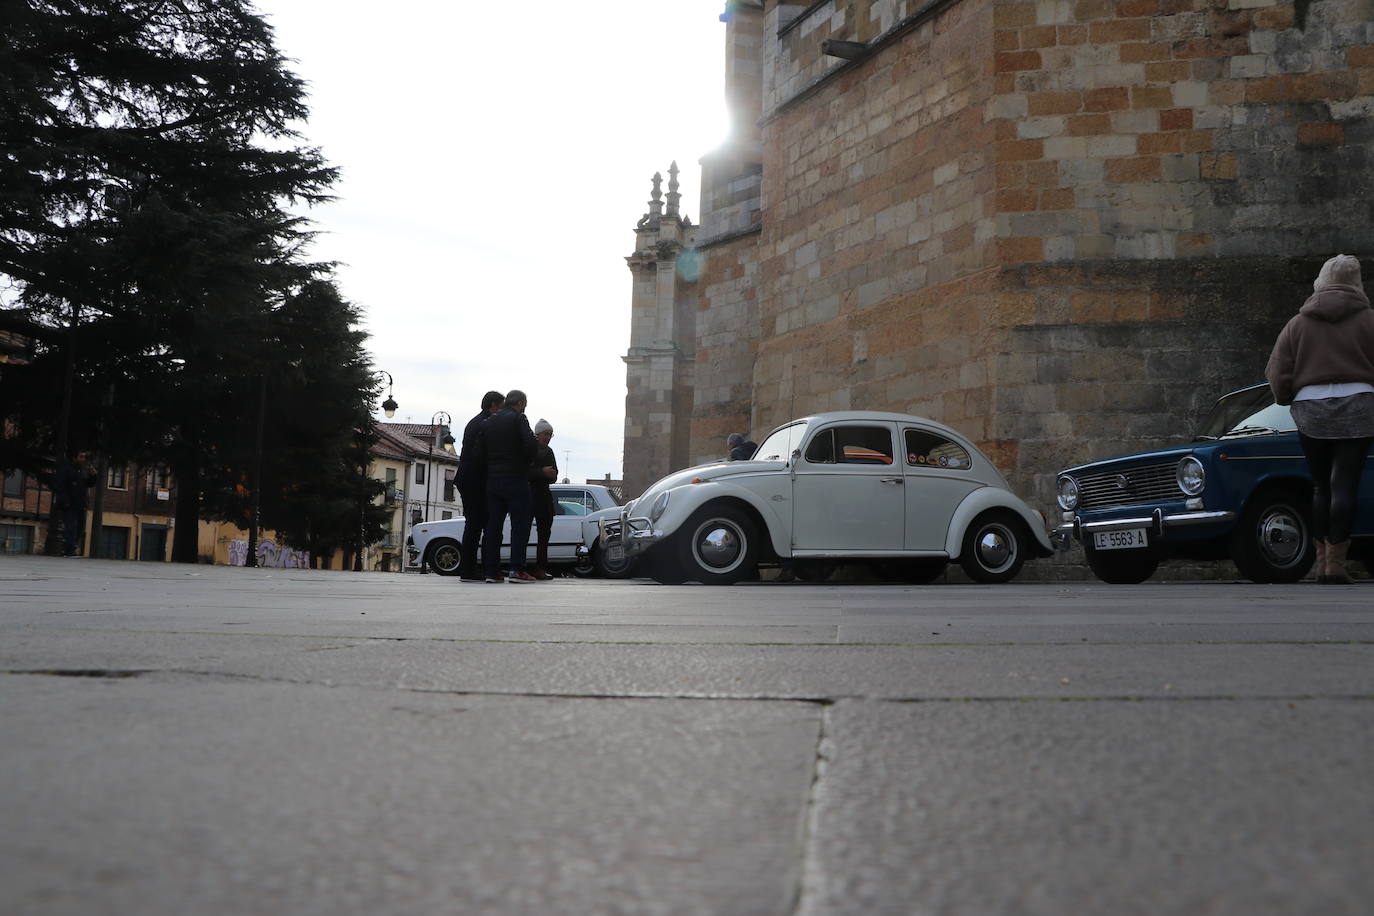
603, 411, 1052, 584
408, 483, 632, 578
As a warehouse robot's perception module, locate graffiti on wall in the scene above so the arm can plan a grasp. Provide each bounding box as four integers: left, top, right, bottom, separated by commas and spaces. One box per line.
227, 539, 311, 569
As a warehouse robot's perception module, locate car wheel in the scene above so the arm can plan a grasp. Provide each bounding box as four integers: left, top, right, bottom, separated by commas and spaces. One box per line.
1083, 542, 1160, 584
1229, 492, 1314, 584
571, 552, 596, 578
594, 541, 635, 579
645, 546, 687, 585
959, 512, 1026, 584
426, 538, 463, 576
673, 504, 760, 585
794, 560, 837, 582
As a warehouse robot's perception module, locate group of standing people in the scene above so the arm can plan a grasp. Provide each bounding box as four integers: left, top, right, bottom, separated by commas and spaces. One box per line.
454, 389, 560, 583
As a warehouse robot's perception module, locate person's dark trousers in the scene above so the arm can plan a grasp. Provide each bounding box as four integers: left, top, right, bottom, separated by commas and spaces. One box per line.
484, 475, 534, 578
60, 508, 82, 556
1299, 433, 1372, 543
531, 488, 553, 572
458, 481, 487, 576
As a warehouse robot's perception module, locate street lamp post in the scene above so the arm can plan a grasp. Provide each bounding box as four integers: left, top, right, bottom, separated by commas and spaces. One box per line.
420, 410, 454, 574
355, 370, 399, 572
377, 371, 398, 419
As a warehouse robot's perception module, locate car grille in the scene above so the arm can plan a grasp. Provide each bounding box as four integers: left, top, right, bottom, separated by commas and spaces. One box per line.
1077, 462, 1182, 510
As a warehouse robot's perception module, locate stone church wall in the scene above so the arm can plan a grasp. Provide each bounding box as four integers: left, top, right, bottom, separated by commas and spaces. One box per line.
624, 0, 1374, 550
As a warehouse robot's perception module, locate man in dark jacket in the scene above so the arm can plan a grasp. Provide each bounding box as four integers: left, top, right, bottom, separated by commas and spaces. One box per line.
727, 432, 758, 461
482, 389, 539, 583
455, 390, 504, 580
528, 418, 559, 579
53, 452, 97, 557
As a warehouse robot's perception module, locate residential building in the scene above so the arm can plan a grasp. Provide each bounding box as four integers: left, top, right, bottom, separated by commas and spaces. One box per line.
363, 426, 416, 572
1, 465, 51, 556
378, 421, 462, 566
90, 460, 177, 560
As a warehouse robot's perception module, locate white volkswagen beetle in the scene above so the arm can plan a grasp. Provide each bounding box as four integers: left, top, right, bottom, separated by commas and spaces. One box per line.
408, 483, 629, 577
603, 412, 1052, 585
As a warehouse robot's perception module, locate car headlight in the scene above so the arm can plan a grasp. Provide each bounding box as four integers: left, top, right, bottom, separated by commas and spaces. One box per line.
649, 491, 670, 523
1056, 476, 1080, 511
1176, 456, 1205, 496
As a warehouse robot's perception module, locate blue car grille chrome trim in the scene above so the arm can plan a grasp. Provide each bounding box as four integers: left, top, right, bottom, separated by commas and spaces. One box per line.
1076, 462, 1182, 510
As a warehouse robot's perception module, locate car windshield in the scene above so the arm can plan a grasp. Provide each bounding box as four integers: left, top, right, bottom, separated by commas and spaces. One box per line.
1193, 386, 1296, 439
754, 421, 809, 462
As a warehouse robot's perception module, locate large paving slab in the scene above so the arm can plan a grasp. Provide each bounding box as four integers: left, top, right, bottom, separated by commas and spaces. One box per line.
2, 555, 1373, 914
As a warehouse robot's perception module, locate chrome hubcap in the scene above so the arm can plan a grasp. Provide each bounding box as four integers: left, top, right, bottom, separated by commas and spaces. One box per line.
695, 522, 742, 570
1259, 509, 1303, 566
433, 545, 460, 571
976, 525, 1015, 572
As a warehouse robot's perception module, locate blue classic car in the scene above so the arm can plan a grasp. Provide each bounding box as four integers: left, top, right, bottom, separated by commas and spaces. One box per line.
1053, 383, 1360, 584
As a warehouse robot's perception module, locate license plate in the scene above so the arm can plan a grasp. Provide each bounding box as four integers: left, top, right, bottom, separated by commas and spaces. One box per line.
1093, 528, 1148, 551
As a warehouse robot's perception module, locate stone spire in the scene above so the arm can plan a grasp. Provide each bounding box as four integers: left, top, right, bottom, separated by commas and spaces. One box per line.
648, 171, 664, 220
666, 161, 681, 219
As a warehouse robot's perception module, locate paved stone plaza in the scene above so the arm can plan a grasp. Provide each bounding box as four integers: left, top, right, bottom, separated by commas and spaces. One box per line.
2, 555, 1372, 915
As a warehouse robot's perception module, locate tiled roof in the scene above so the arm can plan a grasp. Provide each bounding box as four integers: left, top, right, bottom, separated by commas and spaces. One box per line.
378, 422, 459, 464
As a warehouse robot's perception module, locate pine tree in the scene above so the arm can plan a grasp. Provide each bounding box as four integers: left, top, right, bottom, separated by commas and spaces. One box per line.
0, 1, 381, 563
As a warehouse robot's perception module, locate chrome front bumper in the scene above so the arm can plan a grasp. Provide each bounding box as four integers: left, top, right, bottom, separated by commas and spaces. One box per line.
599, 516, 665, 557
1052, 508, 1237, 550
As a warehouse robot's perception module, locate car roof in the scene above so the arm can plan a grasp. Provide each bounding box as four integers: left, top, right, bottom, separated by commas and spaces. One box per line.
778, 411, 972, 442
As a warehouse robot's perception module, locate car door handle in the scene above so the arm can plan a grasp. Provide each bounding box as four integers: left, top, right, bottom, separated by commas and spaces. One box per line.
880, 477, 904, 485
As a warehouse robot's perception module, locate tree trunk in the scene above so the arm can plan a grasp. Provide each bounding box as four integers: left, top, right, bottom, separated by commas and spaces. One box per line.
171, 456, 200, 563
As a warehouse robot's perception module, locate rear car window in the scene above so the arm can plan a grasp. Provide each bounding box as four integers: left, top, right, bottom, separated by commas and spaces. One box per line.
904, 429, 972, 470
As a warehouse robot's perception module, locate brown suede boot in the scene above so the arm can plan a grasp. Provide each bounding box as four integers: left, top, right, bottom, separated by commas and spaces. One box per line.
1325, 540, 1351, 585
1314, 539, 1329, 583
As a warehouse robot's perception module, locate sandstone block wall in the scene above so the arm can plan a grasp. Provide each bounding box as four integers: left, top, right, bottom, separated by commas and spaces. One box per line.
751, 0, 1002, 450
626, 0, 1374, 559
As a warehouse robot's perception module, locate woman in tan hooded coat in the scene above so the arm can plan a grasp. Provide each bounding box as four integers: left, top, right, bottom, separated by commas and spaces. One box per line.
1266, 254, 1374, 583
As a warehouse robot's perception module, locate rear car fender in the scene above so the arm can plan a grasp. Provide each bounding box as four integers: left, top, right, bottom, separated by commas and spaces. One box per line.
945, 488, 1052, 558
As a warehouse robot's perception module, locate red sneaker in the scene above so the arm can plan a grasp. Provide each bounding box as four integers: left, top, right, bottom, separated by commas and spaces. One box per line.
507, 571, 537, 583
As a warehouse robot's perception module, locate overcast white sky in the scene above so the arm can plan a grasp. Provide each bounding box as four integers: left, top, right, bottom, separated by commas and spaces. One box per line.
257, 1, 729, 486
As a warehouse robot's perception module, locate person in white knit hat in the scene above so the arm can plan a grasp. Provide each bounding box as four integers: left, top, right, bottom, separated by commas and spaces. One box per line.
527, 418, 558, 579
1266, 255, 1374, 583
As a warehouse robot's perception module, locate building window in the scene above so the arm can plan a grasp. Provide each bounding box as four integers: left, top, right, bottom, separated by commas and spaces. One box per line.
3, 469, 22, 499
1, 523, 34, 554
385, 467, 397, 486
410, 508, 422, 525
415, 463, 426, 485
443, 469, 455, 502
145, 466, 171, 500
107, 464, 128, 489
441, 510, 452, 520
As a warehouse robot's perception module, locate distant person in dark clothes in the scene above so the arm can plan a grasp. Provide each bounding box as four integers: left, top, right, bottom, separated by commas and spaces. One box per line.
1267, 254, 1374, 584
727, 432, 757, 461
53, 451, 97, 557
528, 418, 559, 580
482, 389, 539, 583
456, 390, 504, 580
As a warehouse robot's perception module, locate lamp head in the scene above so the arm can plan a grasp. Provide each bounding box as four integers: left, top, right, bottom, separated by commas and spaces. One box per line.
381, 396, 398, 419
